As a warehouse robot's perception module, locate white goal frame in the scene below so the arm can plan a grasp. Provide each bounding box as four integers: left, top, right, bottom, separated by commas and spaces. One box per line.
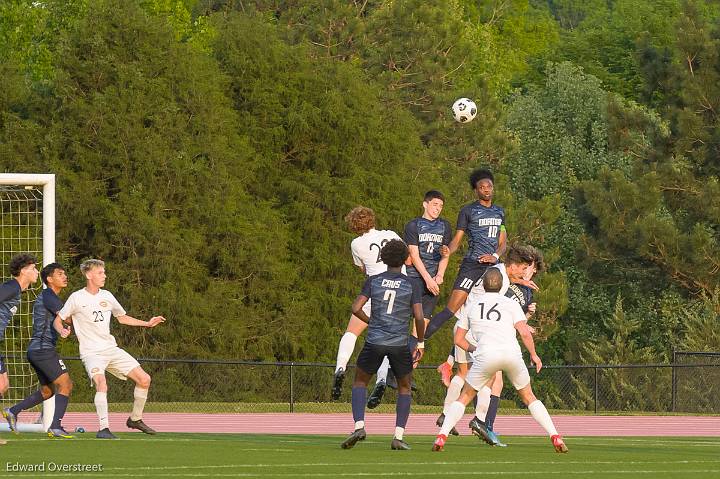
0, 173, 55, 433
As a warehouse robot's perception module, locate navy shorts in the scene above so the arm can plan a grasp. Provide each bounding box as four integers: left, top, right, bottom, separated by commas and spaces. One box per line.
408, 277, 440, 319
357, 343, 413, 379
452, 259, 492, 293
27, 349, 68, 385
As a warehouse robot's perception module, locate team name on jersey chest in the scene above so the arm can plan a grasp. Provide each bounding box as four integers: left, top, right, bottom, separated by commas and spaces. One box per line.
418, 232, 444, 243
381, 279, 402, 289
477, 218, 502, 226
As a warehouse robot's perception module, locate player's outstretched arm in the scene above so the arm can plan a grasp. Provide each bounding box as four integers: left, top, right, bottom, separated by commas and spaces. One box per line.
446, 230, 465, 256
53, 314, 72, 338
351, 295, 370, 324
117, 314, 166, 328
516, 321, 542, 373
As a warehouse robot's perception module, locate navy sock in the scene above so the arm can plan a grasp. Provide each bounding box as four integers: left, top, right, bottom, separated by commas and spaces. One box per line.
448, 343, 456, 359
51, 394, 69, 429
9, 390, 44, 417
351, 387, 367, 424
395, 393, 412, 428
486, 395, 500, 430
425, 308, 454, 339
472, 394, 478, 410
407, 335, 418, 351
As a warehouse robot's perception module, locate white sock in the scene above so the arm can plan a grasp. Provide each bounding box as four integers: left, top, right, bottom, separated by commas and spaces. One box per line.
376, 357, 390, 384
446, 355, 455, 367
131, 387, 148, 421
394, 426, 404, 440
528, 400, 558, 436
443, 375, 464, 414
354, 420, 365, 430
335, 332, 358, 371
440, 401, 464, 436
94, 392, 109, 430
475, 385, 491, 420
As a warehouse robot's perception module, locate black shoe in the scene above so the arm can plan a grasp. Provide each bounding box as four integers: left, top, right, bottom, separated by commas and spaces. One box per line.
126, 418, 156, 435
367, 380, 386, 409
469, 416, 497, 446
435, 413, 459, 435
411, 380, 417, 392
96, 428, 117, 439
391, 438, 411, 450
340, 428, 366, 449
332, 368, 345, 400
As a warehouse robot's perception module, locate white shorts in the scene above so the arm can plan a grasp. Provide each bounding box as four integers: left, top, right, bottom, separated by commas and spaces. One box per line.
464, 349, 530, 391
453, 324, 476, 364
82, 347, 140, 382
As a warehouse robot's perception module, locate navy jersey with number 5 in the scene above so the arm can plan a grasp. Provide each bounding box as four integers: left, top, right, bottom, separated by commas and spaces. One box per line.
360, 271, 422, 347
27, 288, 64, 352
456, 202, 505, 262
403, 217, 453, 278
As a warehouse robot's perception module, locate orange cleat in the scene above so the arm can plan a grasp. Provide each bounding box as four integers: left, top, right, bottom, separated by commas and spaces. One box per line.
437, 362, 452, 387
432, 434, 447, 452
551, 434, 568, 453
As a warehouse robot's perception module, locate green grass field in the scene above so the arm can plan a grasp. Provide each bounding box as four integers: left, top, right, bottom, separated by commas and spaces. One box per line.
2, 434, 719, 478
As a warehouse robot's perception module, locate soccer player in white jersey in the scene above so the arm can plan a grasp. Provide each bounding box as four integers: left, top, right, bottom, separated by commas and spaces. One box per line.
332, 206, 402, 407
432, 268, 567, 453
55, 259, 165, 439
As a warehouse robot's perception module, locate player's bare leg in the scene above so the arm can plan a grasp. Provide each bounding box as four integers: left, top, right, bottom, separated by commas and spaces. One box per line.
125, 366, 156, 434
517, 384, 567, 453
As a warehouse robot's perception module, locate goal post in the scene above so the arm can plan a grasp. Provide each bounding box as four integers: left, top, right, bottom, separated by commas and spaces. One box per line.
0, 173, 55, 433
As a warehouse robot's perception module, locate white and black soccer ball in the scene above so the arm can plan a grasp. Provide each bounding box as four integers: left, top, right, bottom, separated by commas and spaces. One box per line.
452, 97, 477, 123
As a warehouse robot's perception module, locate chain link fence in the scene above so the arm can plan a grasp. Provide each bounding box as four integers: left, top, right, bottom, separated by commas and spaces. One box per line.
2, 353, 718, 415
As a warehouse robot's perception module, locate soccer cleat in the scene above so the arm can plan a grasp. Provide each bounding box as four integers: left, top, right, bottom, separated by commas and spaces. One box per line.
435, 413, 459, 436
491, 430, 507, 447
366, 380, 386, 409
437, 362, 453, 387
391, 438, 411, 450
432, 434, 447, 451
47, 427, 74, 439
551, 434, 568, 453
96, 428, 117, 439
126, 417, 157, 435
331, 368, 345, 400
469, 416, 498, 446
340, 428, 366, 449
2, 408, 18, 434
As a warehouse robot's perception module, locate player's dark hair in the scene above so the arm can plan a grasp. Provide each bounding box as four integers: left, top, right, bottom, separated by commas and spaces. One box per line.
380, 239, 409, 268
41, 263, 65, 286
506, 244, 536, 267
9, 253, 37, 277
482, 268, 504, 293
527, 245, 546, 274
469, 168, 494, 189
424, 190, 445, 202
345, 206, 376, 234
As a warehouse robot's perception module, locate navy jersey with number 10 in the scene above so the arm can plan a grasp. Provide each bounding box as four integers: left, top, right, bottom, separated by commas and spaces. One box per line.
456, 202, 505, 262
360, 271, 422, 347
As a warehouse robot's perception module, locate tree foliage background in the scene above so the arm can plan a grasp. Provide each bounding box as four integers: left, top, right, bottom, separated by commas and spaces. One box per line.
1, 0, 719, 367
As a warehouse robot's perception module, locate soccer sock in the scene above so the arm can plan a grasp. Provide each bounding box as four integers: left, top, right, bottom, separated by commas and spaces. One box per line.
351, 386, 366, 428
50, 394, 69, 429
425, 308, 454, 339
475, 385, 491, 421
443, 375, 464, 415
9, 390, 44, 417
131, 387, 149, 421
446, 344, 456, 366
94, 392, 109, 430
486, 394, 500, 430
335, 332, 358, 372
528, 400, 558, 436
396, 393, 411, 429
439, 401, 464, 437
394, 426, 405, 441
376, 357, 390, 384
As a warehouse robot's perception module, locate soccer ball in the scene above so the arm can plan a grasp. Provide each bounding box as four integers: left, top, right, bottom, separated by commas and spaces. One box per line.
452, 98, 477, 123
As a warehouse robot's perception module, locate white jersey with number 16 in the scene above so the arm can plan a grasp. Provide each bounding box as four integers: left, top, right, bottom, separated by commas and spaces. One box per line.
457, 292, 526, 354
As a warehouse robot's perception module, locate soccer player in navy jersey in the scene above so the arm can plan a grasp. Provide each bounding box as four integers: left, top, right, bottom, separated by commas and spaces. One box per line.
0, 254, 39, 445
3, 263, 74, 439
340, 240, 426, 451
424, 169, 506, 339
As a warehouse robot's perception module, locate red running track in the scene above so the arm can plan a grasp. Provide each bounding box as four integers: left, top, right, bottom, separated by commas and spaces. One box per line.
57, 412, 720, 436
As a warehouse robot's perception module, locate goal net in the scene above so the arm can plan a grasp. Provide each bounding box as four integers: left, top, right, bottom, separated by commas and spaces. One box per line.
0, 173, 55, 432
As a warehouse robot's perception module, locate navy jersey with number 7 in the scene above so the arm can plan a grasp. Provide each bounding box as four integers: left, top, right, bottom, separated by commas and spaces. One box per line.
360, 271, 422, 347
